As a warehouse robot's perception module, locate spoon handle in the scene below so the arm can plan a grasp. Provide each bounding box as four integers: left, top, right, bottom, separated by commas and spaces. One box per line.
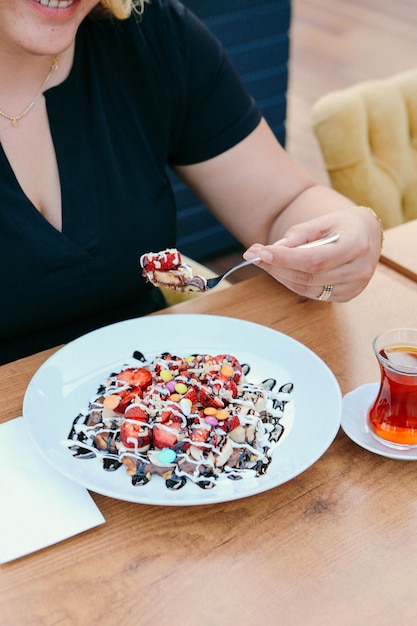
296, 232, 340, 248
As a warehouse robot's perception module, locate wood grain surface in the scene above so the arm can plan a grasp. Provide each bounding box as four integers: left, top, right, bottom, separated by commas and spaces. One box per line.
2, 264, 417, 626
380, 220, 417, 282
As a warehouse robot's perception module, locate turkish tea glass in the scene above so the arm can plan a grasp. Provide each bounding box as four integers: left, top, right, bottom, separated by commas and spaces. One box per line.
367, 328, 417, 449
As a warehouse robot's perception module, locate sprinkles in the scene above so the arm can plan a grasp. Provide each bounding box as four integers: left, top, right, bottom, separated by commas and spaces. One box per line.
65, 351, 293, 491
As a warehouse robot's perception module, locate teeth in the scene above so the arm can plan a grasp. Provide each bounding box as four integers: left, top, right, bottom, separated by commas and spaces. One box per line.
37, 0, 74, 7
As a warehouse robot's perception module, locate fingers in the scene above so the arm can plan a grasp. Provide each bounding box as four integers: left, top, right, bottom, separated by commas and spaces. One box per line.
276, 273, 367, 303
317, 285, 334, 301
244, 239, 373, 302
243, 236, 348, 280
244, 232, 349, 273
242, 207, 382, 303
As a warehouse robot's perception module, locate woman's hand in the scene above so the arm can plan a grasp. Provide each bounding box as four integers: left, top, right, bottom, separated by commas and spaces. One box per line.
243, 206, 383, 302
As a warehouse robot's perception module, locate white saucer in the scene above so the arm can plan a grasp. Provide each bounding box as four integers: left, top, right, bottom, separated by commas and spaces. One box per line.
341, 383, 417, 460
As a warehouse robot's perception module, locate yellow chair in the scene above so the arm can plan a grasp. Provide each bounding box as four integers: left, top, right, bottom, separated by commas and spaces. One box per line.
311, 69, 417, 228
159, 255, 231, 305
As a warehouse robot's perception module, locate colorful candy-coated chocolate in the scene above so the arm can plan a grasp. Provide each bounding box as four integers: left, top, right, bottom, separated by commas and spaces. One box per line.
180, 398, 192, 416
205, 416, 219, 427
158, 448, 177, 464
160, 369, 173, 382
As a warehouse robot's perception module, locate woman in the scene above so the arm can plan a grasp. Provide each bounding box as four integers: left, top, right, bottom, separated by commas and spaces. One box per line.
0, 0, 382, 364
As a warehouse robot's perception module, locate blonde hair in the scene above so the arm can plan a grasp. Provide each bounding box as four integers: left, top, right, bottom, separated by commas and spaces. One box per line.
97, 0, 149, 19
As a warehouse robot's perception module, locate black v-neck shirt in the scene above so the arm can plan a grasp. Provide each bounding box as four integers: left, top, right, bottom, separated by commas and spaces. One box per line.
1, 0, 260, 364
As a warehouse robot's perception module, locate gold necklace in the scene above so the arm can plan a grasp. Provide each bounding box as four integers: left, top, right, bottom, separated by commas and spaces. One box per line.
0, 56, 58, 128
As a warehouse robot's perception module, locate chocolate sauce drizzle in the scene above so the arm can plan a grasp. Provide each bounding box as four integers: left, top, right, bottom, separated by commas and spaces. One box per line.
65, 350, 293, 492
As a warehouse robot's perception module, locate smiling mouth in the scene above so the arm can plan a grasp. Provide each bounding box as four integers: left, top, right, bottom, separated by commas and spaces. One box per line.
36, 0, 75, 7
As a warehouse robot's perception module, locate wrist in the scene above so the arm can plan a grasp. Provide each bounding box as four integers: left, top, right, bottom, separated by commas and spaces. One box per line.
356, 205, 384, 250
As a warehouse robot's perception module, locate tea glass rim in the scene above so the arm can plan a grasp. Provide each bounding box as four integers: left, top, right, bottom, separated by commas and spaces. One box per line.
373, 327, 417, 376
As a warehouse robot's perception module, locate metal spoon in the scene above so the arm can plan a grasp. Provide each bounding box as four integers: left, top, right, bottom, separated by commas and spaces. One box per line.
205, 232, 340, 289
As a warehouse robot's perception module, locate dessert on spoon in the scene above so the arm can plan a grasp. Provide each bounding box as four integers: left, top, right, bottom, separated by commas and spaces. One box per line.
140, 233, 340, 293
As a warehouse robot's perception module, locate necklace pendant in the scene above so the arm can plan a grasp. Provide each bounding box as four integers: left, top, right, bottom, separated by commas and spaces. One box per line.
0, 55, 58, 129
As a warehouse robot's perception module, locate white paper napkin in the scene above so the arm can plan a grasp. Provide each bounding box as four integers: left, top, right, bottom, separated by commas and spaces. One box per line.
0, 417, 105, 563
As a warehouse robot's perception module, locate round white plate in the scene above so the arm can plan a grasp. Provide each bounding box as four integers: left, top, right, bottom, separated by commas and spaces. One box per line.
341, 383, 417, 460
23, 314, 342, 506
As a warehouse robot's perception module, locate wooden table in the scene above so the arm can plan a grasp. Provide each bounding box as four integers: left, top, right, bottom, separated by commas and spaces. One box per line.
2, 265, 417, 626
380, 218, 417, 281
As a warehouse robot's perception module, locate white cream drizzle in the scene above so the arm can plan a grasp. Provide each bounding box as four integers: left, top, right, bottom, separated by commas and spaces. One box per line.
65, 352, 293, 490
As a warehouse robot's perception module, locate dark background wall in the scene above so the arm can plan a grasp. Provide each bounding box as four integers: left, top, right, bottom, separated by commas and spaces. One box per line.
173, 0, 292, 260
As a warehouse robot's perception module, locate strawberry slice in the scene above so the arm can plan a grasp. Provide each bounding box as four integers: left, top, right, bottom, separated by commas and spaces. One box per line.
124, 404, 148, 421
153, 421, 181, 450
116, 387, 143, 413
211, 377, 238, 400
155, 353, 187, 376
199, 384, 224, 409
191, 427, 209, 445
141, 249, 182, 272
219, 414, 240, 433
183, 387, 198, 406
209, 355, 243, 383
120, 421, 150, 449
160, 409, 182, 424
117, 367, 152, 391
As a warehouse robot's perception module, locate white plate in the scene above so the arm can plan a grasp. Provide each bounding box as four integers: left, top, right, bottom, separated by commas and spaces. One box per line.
341, 383, 417, 460
23, 314, 342, 506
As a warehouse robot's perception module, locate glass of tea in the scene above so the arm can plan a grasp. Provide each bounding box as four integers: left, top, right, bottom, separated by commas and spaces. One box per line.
367, 328, 417, 449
